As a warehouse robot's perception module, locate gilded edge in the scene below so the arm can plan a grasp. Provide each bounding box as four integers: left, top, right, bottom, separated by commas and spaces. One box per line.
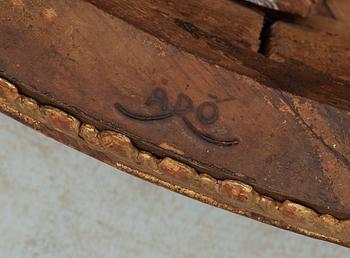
0, 77, 349, 247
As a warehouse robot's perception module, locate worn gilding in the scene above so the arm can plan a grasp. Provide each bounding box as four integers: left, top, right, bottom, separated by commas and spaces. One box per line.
0, 77, 349, 247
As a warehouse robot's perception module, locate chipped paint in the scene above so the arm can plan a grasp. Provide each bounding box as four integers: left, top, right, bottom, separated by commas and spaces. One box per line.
11, 0, 24, 7
160, 143, 185, 156
43, 8, 57, 22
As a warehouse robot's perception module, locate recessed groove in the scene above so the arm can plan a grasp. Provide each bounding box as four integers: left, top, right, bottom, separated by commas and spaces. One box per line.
258, 15, 276, 55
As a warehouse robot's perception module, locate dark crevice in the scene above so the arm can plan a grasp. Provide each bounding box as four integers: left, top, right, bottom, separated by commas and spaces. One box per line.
258, 15, 276, 55
174, 18, 251, 49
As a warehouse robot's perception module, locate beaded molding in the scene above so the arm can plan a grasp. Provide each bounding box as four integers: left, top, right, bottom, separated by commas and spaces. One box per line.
0, 77, 349, 247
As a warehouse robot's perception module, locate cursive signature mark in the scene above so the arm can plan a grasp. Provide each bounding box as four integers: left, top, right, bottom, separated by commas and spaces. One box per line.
115, 88, 239, 147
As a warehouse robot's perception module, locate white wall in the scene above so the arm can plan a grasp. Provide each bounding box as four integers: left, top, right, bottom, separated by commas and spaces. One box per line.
0, 113, 348, 258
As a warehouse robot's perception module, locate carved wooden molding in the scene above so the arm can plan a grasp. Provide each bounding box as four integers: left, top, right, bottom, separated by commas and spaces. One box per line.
1, 0, 350, 247
1, 77, 350, 247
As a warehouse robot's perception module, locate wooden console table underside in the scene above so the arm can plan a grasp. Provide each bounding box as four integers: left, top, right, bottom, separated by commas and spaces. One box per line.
0, 0, 349, 247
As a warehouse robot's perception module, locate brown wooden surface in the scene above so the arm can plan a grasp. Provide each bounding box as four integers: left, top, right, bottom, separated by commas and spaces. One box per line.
295, 16, 350, 40
327, 0, 350, 22
268, 18, 350, 80
84, 0, 350, 113
85, 0, 264, 51
265, 15, 350, 222
1, 0, 350, 221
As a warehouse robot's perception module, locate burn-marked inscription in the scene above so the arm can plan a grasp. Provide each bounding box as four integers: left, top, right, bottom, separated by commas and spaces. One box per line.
115, 88, 239, 146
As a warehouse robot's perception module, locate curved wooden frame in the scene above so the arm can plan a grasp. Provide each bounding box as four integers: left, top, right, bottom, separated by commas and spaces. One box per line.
1, 77, 349, 247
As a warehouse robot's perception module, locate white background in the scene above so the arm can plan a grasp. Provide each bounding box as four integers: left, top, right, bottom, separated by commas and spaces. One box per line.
0, 113, 348, 258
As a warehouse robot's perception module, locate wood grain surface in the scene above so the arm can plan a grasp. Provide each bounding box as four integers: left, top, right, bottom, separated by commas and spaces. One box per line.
85, 0, 350, 113
268, 18, 350, 80
327, 0, 350, 22
0, 0, 349, 222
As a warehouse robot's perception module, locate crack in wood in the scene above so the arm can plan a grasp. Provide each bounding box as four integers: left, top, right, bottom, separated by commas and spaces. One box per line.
280, 93, 350, 170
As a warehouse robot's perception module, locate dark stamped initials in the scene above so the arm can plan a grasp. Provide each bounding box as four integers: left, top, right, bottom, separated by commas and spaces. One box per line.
115, 88, 239, 146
